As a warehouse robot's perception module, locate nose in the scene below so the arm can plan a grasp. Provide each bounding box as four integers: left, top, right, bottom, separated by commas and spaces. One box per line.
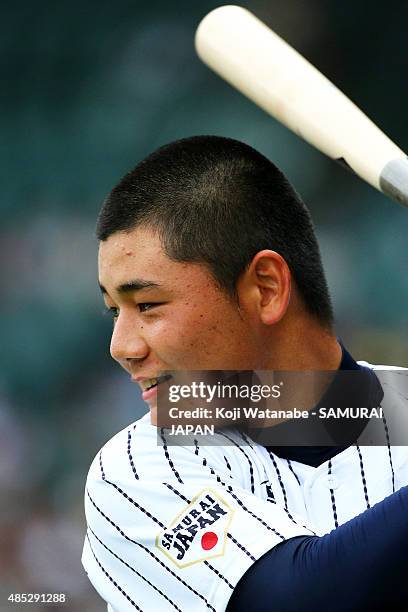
110, 313, 149, 363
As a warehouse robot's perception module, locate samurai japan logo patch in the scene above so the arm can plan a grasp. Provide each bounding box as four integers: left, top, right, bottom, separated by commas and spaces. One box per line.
156, 488, 233, 567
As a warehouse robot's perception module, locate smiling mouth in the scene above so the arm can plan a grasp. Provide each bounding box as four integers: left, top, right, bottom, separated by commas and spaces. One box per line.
141, 374, 172, 392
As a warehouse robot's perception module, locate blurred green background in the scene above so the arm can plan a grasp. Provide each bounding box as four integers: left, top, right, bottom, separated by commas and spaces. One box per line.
1, 0, 407, 609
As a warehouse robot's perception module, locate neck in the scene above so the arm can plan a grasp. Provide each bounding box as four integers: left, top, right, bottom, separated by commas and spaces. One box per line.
255, 315, 342, 417
263, 312, 342, 371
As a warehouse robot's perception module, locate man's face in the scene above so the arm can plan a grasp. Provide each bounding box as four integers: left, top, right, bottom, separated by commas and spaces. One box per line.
98, 226, 264, 410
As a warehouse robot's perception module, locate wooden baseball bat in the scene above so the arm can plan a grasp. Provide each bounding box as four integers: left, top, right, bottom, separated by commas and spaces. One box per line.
195, 5, 408, 208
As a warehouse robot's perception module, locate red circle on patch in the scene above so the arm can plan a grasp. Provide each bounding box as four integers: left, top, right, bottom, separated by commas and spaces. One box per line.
201, 531, 218, 550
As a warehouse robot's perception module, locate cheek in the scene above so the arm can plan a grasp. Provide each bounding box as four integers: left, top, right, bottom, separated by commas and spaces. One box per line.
178, 307, 250, 356
149, 299, 254, 365
148, 309, 215, 359
145, 316, 195, 359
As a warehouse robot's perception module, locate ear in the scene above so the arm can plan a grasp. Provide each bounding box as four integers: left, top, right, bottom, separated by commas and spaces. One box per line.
237, 250, 291, 325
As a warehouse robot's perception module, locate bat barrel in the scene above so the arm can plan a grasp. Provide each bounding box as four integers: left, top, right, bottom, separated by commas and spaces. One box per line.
380, 159, 408, 208
195, 5, 408, 209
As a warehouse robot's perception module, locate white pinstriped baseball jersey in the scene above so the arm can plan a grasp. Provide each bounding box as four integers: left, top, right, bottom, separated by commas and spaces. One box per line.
82, 363, 408, 611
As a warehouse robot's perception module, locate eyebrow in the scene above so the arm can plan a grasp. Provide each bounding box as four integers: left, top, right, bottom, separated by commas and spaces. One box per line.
99, 279, 161, 295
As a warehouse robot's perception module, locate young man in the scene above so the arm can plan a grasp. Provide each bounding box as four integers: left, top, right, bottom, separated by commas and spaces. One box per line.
82, 136, 408, 611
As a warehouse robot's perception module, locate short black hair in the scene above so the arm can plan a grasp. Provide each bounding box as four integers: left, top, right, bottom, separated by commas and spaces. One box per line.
97, 135, 333, 326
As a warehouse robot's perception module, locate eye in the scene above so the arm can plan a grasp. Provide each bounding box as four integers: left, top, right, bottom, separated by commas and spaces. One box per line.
138, 303, 159, 313
103, 306, 119, 319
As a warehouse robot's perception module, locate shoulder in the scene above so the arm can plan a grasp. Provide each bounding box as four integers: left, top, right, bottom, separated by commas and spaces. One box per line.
357, 360, 408, 399
86, 412, 154, 478
357, 360, 408, 371
85, 414, 266, 492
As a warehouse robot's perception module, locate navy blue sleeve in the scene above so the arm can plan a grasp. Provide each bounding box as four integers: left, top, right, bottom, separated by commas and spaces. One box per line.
227, 485, 408, 611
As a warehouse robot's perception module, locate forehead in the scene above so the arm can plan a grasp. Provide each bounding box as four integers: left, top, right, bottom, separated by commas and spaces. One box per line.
99, 227, 162, 275
98, 226, 215, 294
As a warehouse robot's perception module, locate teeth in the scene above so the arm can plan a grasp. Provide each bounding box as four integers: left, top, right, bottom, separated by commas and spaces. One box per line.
141, 375, 172, 391
142, 378, 158, 391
